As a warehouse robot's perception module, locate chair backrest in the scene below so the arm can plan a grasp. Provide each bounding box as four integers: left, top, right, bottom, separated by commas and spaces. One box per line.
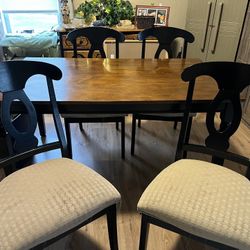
175, 61, 250, 178
0, 60, 67, 174
66, 27, 125, 58
138, 26, 194, 59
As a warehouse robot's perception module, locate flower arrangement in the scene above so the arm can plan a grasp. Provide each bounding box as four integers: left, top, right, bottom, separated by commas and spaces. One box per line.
75, 0, 134, 26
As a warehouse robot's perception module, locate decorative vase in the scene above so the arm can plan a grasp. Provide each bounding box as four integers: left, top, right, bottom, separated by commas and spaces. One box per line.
61, 0, 70, 24
92, 20, 105, 27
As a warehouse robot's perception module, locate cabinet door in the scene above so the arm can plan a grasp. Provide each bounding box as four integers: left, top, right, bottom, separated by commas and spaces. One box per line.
105, 41, 168, 59
186, 0, 217, 61
206, 0, 248, 61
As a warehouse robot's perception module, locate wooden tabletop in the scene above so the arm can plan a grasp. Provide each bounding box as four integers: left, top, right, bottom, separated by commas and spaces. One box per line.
24, 57, 217, 113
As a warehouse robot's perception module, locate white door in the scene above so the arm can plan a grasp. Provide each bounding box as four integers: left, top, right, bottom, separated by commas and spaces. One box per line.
206, 0, 248, 61
186, 0, 217, 61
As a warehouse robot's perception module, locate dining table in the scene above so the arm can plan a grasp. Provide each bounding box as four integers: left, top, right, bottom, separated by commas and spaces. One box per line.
23, 57, 218, 116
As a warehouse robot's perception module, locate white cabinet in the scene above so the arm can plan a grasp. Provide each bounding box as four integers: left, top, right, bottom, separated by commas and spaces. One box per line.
105, 40, 168, 59
186, 0, 248, 61
237, 3, 250, 127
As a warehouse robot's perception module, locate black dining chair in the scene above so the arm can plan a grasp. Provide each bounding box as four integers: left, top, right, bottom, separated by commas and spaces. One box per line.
1, 54, 47, 138
0, 60, 120, 250
63, 26, 126, 159
67, 26, 125, 58
137, 61, 250, 250
131, 26, 195, 155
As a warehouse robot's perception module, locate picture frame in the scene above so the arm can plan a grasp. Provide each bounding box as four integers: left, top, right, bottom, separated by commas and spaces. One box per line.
136, 5, 170, 26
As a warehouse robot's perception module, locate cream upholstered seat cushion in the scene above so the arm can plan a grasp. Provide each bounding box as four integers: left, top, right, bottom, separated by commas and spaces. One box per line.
138, 159, 250, 250
0, 158, 120, 250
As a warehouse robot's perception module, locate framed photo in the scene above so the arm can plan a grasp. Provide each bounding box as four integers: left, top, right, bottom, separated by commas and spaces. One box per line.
136, 5, 170, 26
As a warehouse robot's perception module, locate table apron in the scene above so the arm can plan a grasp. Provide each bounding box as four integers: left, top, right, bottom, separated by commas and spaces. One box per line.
28, 101, 212, 114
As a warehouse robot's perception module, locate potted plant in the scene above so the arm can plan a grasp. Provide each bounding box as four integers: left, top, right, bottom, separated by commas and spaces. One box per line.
75, 0, 134, 26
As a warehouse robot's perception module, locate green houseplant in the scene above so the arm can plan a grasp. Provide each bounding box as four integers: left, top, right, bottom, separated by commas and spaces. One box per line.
75, 0, 134, 26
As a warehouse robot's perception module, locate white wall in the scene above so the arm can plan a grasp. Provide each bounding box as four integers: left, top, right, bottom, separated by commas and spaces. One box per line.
130, 0, 188, 28
0, 13, 4, 60
72, 0, 188, 28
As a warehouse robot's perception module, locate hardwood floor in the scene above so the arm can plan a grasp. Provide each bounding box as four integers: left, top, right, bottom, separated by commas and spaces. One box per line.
1, 114, 249, 250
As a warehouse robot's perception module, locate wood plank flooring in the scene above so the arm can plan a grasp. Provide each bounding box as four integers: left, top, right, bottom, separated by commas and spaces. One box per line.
1, 114, 249, 250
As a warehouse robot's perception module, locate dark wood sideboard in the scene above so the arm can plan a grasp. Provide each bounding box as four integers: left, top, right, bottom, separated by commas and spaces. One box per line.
57, 27, 142, 57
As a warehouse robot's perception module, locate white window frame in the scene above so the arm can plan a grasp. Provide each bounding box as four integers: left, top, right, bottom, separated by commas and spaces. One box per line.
0, 1, 60, 34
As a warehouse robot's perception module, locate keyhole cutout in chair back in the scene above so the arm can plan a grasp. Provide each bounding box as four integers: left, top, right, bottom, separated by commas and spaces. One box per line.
2, 90, 38, 153
212, 99, 234, 133
10, 100, 32, 133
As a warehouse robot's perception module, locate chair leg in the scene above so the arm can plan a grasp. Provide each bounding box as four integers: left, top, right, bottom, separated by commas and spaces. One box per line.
106, 204, 119, 250
183, 117, 193, 159
131, 115, 136, 155
64, 120, 73, 159
121, 118, 125, 159
116, 121, 119, 130
138, 118, 141, 128
173, 121, 178, 130
79, 123, 84, 131
139, 214, 149, 250
3, 135, 16, 175
37, 113, 46, 137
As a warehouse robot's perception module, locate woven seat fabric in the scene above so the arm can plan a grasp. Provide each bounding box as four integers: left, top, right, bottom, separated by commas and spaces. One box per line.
0, 158, 120, 250
138, 159, 250, 249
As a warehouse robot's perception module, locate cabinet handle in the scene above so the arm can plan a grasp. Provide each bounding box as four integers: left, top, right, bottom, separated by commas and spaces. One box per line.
211, 2, 224, 54
201, 1, 212, 52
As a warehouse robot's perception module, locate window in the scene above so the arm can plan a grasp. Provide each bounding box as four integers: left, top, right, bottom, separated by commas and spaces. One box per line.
0, 0, 59, 34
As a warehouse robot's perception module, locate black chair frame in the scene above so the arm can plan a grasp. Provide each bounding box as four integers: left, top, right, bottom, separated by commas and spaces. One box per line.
139, 214, 237, 250
67, 26, 125, 58
3, 55, 46, 138
139, 26, 194, 59
131, 27, 195, 155
64, 27, 126, 159
0, 61, 119, 250
0, 61, 67, 173
31, 204, 118, 250
138, 61, 250, 250
176, 61, 250, 170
